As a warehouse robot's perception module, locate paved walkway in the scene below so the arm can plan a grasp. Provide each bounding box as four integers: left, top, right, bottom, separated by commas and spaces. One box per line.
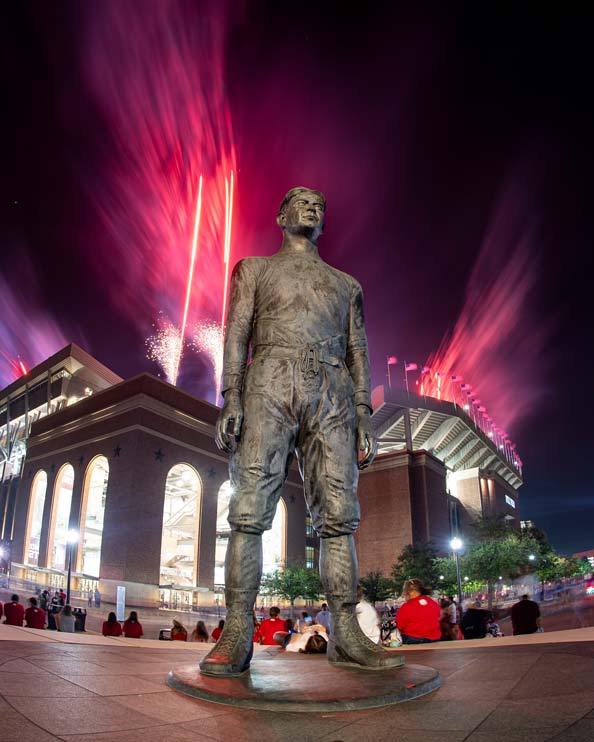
1, 625, 593, 741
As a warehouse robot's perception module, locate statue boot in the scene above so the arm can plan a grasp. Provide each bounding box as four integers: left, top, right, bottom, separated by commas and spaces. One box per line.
199, 531, 261, 677
321, 534, 405, 670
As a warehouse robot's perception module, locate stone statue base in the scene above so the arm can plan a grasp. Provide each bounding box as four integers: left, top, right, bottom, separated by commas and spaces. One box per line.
167, 650, 440, 713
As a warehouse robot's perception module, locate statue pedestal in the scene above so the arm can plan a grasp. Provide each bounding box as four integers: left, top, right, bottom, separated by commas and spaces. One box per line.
167, 650, 440, 713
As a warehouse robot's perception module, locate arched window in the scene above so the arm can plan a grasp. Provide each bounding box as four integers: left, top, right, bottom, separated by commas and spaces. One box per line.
214, 481, 286, 586
263, 497, 286, 576
78, 456, 109, 577
25, 470, 47, 566
48, 464, 74, 570
214, 480, 232, 586
160, 464, 201, 587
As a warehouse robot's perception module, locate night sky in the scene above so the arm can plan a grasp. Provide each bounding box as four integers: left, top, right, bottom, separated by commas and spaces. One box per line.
1, 2, 593, 553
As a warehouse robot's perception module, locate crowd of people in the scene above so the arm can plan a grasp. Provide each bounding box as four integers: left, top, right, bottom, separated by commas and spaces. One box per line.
0, 593, 83, 632
1, 583, 543, 646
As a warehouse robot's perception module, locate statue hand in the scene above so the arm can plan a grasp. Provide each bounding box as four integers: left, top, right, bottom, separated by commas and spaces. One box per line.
215, 390, 244, 453
356, 406, 377, 470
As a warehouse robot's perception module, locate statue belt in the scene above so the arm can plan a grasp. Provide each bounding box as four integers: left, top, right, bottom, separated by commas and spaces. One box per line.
253, 344, 344, 377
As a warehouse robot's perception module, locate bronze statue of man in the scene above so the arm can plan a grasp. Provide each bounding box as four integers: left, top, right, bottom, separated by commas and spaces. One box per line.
200, 187, 404, 676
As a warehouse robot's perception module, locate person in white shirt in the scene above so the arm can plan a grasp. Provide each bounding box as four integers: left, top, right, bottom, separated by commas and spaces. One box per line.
315, 603, 331, 632
355, 586, 381, 644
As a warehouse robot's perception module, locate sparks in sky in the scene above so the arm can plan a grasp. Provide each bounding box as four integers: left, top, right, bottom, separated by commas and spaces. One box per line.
192, 320, 224, 398
146, 318, 182, 385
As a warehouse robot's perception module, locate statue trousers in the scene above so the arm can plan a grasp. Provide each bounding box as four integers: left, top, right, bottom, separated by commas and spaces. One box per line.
228, 352, 361, 538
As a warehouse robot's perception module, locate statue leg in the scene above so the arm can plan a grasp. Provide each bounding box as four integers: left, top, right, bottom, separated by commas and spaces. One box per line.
201, 388, 295, 677
199, 530, 262, 676
300, 384, 404, 669
320, 534, 404, 669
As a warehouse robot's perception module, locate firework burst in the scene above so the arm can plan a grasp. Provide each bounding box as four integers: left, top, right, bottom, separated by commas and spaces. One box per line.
146, 318, 183, 384
192, 321, 224, 403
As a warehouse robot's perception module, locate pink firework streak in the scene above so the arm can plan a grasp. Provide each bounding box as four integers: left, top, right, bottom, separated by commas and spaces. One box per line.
0, 270, 68, 387
81, 1, 237, 390
420, 178, 551, 467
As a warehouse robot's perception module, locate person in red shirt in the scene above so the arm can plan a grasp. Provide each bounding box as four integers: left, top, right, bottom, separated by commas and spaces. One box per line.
24, 597, 46, 629
211, 619, 225, 642
258, 607, 285, 645
396, 579, 441, 644
3, 594, 25, 626
102, 612, 123, 637
122, 611, 143, 638
171, 618, 188, 641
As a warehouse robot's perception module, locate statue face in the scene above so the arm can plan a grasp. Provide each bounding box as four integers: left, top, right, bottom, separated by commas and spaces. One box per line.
278, 190, 325, 237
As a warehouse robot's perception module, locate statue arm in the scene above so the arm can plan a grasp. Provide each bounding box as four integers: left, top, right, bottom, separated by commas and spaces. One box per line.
221, 259, 258, 396
347, 282, 377, 469
216, 259, 257, 452
346, 282, 372, 412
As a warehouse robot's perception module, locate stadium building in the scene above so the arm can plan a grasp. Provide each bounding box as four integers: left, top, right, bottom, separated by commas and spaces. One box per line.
1, 345, 523, 608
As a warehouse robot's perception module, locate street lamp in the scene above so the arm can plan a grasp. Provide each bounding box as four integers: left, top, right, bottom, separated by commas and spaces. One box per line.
450, 537, 464, 609
66, 529, 79, 605
529, 554, 536, 561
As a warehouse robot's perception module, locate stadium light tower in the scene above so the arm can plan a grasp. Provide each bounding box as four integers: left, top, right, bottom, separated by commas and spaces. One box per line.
450, 537, 464, 608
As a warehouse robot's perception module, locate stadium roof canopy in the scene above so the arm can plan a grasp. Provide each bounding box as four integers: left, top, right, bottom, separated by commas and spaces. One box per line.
371, 386, 523, 490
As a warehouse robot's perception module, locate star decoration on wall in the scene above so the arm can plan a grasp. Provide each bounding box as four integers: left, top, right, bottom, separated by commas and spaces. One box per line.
113, 445, 121, 458
207, 467, 216, 478
154, 449, 165, 461
78, 456, 85, 466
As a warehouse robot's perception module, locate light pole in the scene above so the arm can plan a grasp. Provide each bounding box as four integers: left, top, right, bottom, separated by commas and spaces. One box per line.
450, 537, 464, 609
66, 529, 79, 605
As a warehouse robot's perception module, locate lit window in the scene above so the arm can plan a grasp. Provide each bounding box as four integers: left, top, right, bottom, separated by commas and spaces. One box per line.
79, 456, 109, 577
48, 464, 75, 570
305, 515, 314, 538
25, 470, 48, 566
160, 464, 201, 587
505, 494, 516, 508
306, 546, 315, 569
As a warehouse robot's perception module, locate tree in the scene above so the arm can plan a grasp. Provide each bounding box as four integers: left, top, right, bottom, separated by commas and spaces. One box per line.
433, 556, 459, 597
259, 565, 322, 617
464, 533, 528, 609
359, 570, 393, 605
391, 543, 438, 595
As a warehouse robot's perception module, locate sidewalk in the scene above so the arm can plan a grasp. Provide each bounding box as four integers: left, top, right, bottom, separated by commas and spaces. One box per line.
1, 624, 593, 740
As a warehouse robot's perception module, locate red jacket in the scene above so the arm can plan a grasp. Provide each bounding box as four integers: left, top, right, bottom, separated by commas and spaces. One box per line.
3, 600, 25, 626
259, 617, 285, 645
102, 621, 123, 637
396, 595, 441, 640
25, 606, 46, 629
122, 620, 143, 638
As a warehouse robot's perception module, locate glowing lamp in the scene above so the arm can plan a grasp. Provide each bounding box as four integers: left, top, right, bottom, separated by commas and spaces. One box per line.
450, 537, 463, 551
67, 529, 79, 544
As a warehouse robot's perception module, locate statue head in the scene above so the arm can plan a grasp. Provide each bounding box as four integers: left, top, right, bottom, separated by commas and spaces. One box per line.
277, 186, 326, 239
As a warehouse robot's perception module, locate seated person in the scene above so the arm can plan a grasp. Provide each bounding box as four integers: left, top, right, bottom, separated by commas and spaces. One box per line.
259, 607, 286, 645
211, 619, 225, 642
460, 600, 492, 639
356, 585, 381, 644
171, 618, 188, 641
102, 611, 123, 637
396, 579, 441, 644
285, 622, 329, 653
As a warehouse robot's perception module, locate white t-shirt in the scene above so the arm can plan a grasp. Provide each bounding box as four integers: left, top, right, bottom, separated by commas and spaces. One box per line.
356, 600, 380, 644
315, 610, 331, 632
